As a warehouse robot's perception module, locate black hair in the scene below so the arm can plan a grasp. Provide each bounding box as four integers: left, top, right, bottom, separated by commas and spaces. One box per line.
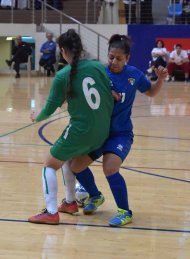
156, 39, 165, 48
58, 29, 83, 98
108, 34, 131, 55
176, 44, 182, 48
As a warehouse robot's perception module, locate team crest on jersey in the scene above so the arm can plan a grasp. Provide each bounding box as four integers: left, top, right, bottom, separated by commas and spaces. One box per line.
128, 78, 135, 85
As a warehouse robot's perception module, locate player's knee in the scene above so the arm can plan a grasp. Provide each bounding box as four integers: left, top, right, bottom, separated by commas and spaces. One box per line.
103, 164, 119, 176
70, 162, 82, 173
44, 153, 63, 170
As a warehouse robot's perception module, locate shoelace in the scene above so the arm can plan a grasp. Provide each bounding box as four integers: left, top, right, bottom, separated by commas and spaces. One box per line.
84, 195, 102, 206
117, 209, 129, 217
88, 196, 98, 203
37, 208, 48, 215
61, 198, 76, 205
84, 197, 96, 206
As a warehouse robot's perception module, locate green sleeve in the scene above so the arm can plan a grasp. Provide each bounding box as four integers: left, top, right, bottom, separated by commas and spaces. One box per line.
36, 73, 68, 122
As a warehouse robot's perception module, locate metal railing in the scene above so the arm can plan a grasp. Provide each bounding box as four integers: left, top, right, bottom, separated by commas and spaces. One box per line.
123, 0, 185, 25
0, 0, 108, 63
1, 0, 101, 24
36, 0, 109, 64
1, 0, 186, 25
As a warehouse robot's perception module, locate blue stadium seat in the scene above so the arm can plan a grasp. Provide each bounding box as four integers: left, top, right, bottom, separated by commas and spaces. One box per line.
168, 3, 183, 17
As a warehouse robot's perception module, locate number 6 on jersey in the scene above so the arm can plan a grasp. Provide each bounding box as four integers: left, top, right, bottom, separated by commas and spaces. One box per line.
82, 77, 100, 110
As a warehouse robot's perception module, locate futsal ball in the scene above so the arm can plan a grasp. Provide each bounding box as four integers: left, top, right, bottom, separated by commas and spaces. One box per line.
75, 182, 89, 207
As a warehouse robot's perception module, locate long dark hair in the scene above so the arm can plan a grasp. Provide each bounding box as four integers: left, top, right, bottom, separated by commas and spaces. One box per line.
156, 39, 165, 48
58, 29, 83, 98
108, 34, 131, 55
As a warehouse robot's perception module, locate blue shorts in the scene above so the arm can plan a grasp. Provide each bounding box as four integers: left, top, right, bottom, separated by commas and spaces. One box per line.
89, 132, 134, 162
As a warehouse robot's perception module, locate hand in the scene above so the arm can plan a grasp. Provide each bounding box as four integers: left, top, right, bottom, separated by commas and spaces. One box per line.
112, 90, 121, 102
175, 59, 182, 65
30, 110, 37, 122
154, 66, 168, 80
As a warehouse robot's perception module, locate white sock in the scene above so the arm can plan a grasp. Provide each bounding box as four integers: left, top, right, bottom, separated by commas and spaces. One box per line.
61, 161, 76, 203
42, 167, 58, 214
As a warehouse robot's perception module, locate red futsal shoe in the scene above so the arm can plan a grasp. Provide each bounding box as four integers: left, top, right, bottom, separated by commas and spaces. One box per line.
58, 199, 79, 214
28, 209, 59, 225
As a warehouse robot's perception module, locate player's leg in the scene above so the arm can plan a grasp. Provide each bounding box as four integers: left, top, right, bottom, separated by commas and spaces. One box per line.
46, 59, 55, 76
58, 155, 101, 214
13, 62, 20, 78
58, 155, 92, 214
74, 168, 105, 215
102, 135, 133, 227
71, 154, 105, 215
28, 152, 64, 225
103, 153, 132, 226
71, 155, 97, 198
39, 58, 48, 74
29, 128, 84, 223
58, 161, 79, 214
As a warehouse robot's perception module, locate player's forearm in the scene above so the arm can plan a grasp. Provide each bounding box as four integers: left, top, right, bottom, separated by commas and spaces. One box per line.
145, 67, 167, 97
149, 78, 164, 97
36, 102, 58, 122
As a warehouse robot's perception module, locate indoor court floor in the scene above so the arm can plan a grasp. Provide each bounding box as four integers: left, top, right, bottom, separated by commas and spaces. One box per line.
0, 75, 190, 258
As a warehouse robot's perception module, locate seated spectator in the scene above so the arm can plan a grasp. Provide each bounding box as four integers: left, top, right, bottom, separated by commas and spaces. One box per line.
167, 43, 189, 82
147, 39, 168, 80
5, 35, 32, 78
39, 32, 56, 77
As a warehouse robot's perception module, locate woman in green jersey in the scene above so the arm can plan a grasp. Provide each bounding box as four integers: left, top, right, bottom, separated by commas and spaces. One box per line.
28, 29, 113, 225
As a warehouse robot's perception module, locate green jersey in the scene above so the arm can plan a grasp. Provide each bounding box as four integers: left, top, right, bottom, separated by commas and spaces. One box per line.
36, 59, 113, 160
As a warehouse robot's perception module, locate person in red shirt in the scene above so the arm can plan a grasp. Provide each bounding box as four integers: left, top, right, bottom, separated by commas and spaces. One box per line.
167, 44, 189, 82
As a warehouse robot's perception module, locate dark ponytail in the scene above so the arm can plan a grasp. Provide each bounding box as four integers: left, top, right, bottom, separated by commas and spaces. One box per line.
108, 34, 131, 55
58, 29, 83, 98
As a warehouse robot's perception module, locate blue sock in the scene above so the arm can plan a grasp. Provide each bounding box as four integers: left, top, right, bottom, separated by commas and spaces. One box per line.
106, 172, 129, 211
74, 168, 100, 197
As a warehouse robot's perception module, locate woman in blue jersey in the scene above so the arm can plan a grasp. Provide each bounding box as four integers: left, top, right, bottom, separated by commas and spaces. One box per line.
59, 34, 168, 227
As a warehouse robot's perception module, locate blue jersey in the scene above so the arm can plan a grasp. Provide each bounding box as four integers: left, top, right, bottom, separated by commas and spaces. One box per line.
106, 64, 151, 134
40, 40, 56, 60
89, 64, 151, 162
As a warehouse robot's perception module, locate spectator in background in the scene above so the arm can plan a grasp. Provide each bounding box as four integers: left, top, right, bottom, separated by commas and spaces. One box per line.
147, 39, 168, 80
1, 0, 15, 9
51, 0, 63, 10
35, 0, 42, 9
5, 35, 32, 78
35, 0, 63, 10
167, 44, 189, 82
39, 32, 56, 77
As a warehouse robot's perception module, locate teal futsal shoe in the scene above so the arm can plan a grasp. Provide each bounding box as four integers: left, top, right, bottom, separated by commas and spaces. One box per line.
83, 193, 105, 214
109, 208, 133, 227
